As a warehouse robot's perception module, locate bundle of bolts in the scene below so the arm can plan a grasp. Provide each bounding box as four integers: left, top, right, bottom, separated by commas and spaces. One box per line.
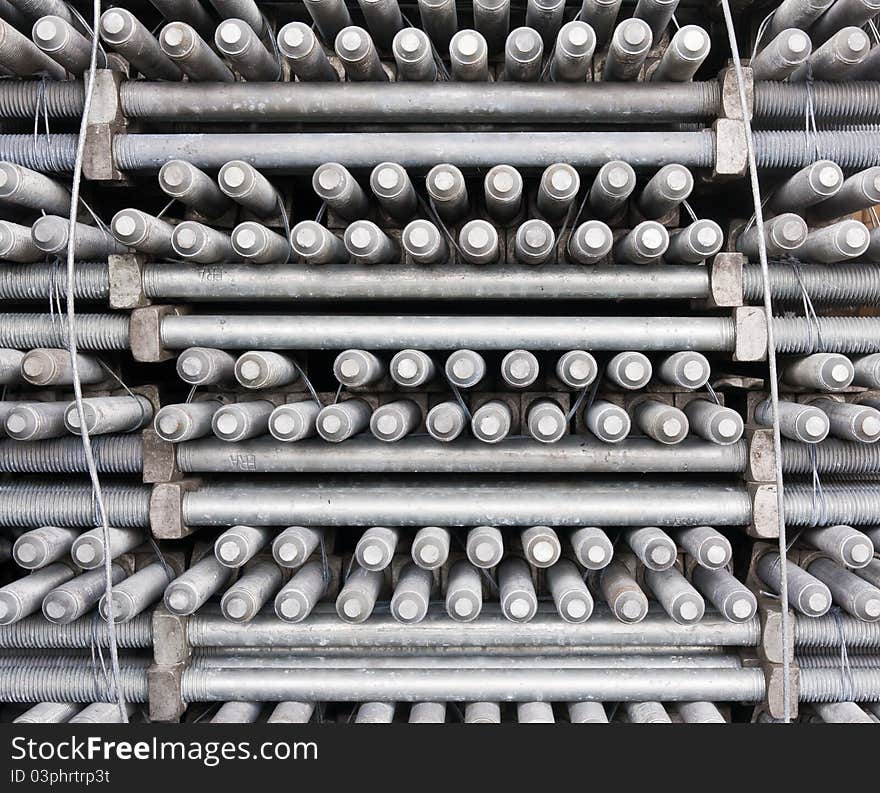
0, 0, 879, 725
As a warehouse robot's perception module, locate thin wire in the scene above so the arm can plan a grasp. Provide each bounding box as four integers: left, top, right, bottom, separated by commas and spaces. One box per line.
65, 0, 127, 723
719, 0, 792, 722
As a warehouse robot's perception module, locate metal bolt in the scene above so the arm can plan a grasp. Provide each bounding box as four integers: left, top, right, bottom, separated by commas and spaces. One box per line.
445, 349, 486, 388
666, 219, 723, 263
32, 216, 126, 259
272, 526, 323, 568
64, 395, 153, 437
13, 526, 78, 570
449, 30, 489, 82
570, 526, 614, 570
616, 220, 670, 264
684, 399, 743, 446
334, 26, 386, 81
159, 160, 231, 219
370, 399, 421, 443
503, 26, 543, 82
5, 402, 68, 442
0, 16, 66, 79
411, 526, 450, 570
334, 349, 385, 387
0, 562, 74, 625
471, 399, 513, 444
98, 561, 171, 623
633, 0, 679, 40
652, 25, 710, 82
219, 160, 281, 217
316, 399, 373, 442
607, 351, 652, 390
499, 557, 538, 623
659, 351, 711, 389
551, 21, 596, 82
445, 559, 483, 621
164, 554, 234, 616
177, 347, 236, 387
290, 221, 347, 265
275, 560, 326, 622
234, 351, 300, 390
639, 164, 694, 219
344, 220, 398, 264
215, 18, 280, 81
215, 525, 273, 569
692, 565, 757, 623
42, 562, 126, 625
21, 349, 104, 387
783, 353, 854, 391
813, 397, 880, 443
336, 565, 383, 623
71, 526, 144, 570
171, 221, 235, 264
211, 400, 274, 442
501, 349, 539, 389
515, 219, 555, 265
221, 558, 284, 623
268, 401, 321, 443
392, 27, 436, 82
467, 526, 504, 568
808, 556, 880, 622
278, 22, 338, 82
526, 399, 568, 444
803, 524, 875, 568
755, 398, 830, 444
357, 0, 403, 50
390, 349, 435, 388
676, 526, 732, 570
793, 25, 871, 80
588, 161, 636, 219
521, 525, 561, 568
0, 161, 69, 215
645, 565, 705, 626
625, 526, 677, 571
600, 559, 649, 623
603, 18, 652, 81
425, 401, 468, 442
556, 350, 598, 389
750, 28, 813, 82
537, 163, 580, 221
585, 400, 631, 443
459, 219, 500, 265
303, 0, 352, 44
737, 213, 808, 258
391, 562, 433, 623
757, 552, 832, 617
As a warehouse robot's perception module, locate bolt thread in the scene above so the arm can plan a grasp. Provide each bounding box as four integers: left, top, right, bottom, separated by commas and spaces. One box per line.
0, 313, 129, 350
743, 263, 880, 305
755, 131, 880, 170
0, 262, 110, 302
0, 80, 85, 118
0, 480, 150, 528
795, 654, 880, 669
0, 663, 148, 702
0, 134, 78, 172
0, 614, 152, 649
782, 440, 880, 476
784, 482, 880, 526
754, 82, 880, 123
799, 668, 880, 702
0, 435, 143, 474
794, 615, 880, 649
773, 317, 880, 355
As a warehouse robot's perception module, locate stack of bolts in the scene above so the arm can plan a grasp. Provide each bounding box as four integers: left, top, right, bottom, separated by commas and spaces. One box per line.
0, 0, 879, 725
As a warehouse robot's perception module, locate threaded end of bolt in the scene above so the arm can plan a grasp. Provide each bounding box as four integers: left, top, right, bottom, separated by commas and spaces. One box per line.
0, 80, 85, 119
783, 482, 880, 526
0, 614, 152, 649
0, 480, 150, 528
782, 439, 880, 476
794, 614, 880, 650
0, 262, 110, 302
0, 435, 143, 475
755, 131, 880, 170
754, 83, 880, 123
773, 316, 880, 355
743, 263, 880, 305
0, 313, 129, 350
795, 653, 880, 669
0, 662, 148, 702
799, 668, 880, 702
0, 134, 78, 173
